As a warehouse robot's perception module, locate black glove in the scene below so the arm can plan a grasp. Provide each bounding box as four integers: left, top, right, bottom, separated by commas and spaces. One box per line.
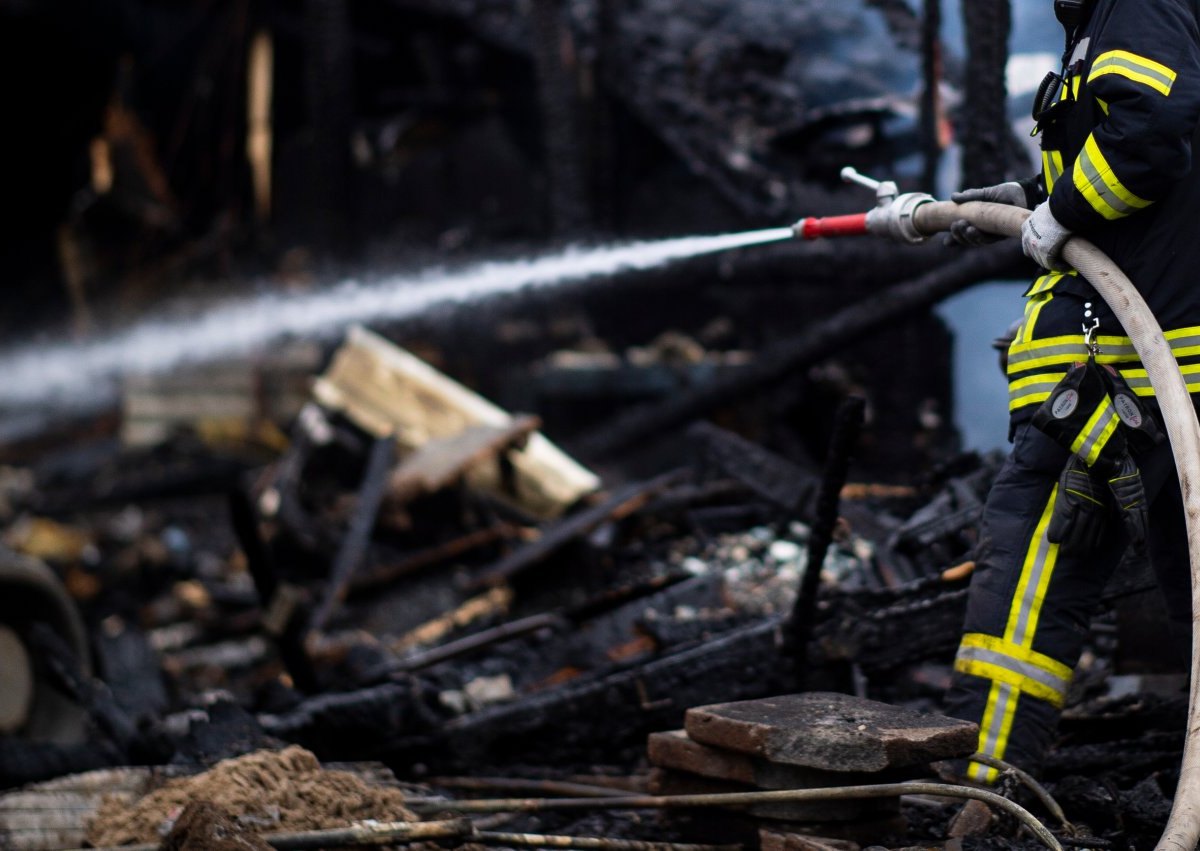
1107, 454, 1149, 548
1048, 455, 1108, 553
1101, 364, 1164, 453
948, 182, 1031, 246
1032, 358, 1127, 476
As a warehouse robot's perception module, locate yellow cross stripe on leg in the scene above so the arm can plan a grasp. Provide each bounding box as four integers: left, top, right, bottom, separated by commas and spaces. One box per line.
1088, 49, 1177, 97
955, 633, 1073, 707
962, 489, 1064, 781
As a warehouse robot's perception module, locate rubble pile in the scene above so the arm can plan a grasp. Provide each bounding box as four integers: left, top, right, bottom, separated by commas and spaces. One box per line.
0, 325, 1188, 851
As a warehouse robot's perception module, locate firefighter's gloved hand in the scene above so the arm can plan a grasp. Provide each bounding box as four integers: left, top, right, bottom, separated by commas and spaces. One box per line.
1107, 454, 1149, 547
947, 182, 1030, 246
1022, 201, 1073, 270
1048, 455, 1108, 553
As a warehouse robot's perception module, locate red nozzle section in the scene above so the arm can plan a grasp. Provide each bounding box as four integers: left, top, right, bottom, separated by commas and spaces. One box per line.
792, 213, 870, 240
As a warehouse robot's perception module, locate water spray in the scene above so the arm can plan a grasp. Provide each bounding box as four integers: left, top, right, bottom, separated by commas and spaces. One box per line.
0, 229, 792, 414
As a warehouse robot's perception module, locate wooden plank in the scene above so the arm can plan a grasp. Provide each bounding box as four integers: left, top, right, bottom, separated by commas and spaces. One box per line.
313, 327, 599, 518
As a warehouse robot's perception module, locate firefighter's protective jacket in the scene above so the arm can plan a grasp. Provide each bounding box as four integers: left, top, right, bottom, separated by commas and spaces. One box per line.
1006, 0, 1200, 422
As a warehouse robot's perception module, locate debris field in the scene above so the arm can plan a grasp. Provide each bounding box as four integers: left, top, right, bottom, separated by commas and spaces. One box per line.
0, 323, 1187, 851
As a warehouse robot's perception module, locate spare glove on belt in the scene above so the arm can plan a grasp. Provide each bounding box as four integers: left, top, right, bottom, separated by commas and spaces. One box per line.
1101, 364, 1164, 452
1031, 357, 1126, 475
1048, 455, 1108, 551
1107, 454, 1149, 547
1033, 356, 1157, 550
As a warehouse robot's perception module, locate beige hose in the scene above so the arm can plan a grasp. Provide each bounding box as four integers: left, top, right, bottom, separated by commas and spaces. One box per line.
915, 199, 1200, 851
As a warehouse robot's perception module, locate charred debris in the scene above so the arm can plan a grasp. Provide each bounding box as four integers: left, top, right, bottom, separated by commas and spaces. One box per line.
0, 324, 1186, 851
0, 0, 1186, 850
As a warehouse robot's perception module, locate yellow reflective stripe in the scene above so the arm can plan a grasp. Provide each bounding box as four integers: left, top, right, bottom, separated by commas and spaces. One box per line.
1018, 292, 1054, 344
1005, 486, 1060, 647
1069, 399, 1120, 467
1008, 348, 1138, 374
1073, 135, 1153, 220
1096, 97, 1110, 116
1008, 373, 1061, 410
1009, 365, 1200, 410
1072, 75, 1081, 99
1088, 49, 1177, 97
970, 681, 1019, 784
1026, 274, 1062, 299
1068, 403, 1107, 458
1042, 151, 1065, 194
1010, 389, 1055, 410
955, 659, 1068, 708
1086, 410, 1120, 466
960, 633, 1073, 680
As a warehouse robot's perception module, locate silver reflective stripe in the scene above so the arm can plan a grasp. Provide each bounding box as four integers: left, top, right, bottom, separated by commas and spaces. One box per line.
1043, 155, 1063, 192
1091, 54, 1175, 93
972, 682, 1017, 781
955, 644, 1070, 700
1170, 333, 1200, 351
1074, 402, 1119, 463
1078, 146, 1142, 216
1011, 515, 1055, 647
1009, 376, 1060, 403
1007, 339, 1138, 370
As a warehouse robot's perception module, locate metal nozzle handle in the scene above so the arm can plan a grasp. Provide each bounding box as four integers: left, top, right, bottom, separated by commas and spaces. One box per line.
841, 167, 883, 191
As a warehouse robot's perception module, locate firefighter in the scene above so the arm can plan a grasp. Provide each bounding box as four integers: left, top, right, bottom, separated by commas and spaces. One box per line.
945, 0, 1200, 782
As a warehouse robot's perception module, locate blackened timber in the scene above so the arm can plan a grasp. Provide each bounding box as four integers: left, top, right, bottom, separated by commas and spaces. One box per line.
530, 0, 590, 235
920, 0, 943, 189
229, 486, 320, 693
347, 524, 523, 596
467, 470, 684, 590
790, 397, 864, 673
575, 242, 1026, 459
309, 436, 396, 633
303, 0, 355, 254
433, 618, 793, 769
959, 0, 1011, 187
400, 613, 565, 671
688, 423, 817, 514
26, 625, 145, 761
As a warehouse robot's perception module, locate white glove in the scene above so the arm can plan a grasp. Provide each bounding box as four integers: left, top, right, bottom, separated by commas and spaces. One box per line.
1021, 201, 1072, 270
948, 183, 1031, 246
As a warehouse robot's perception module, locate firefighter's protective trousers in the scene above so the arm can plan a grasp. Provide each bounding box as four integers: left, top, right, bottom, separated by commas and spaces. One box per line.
944, 422, 1189, 783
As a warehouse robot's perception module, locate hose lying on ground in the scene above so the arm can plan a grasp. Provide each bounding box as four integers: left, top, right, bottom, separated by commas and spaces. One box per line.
915, 200, 1200, 851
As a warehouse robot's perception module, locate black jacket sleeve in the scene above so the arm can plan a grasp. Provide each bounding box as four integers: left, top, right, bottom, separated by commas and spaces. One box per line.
1049, 0, 1200, 233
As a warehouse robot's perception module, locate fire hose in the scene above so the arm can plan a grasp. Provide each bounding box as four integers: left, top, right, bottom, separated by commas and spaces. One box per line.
794, 168, 1200, 851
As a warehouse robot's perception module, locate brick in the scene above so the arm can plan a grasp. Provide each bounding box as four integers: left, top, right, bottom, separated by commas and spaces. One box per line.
647, 730, 912, 789
685, 693, 978, 772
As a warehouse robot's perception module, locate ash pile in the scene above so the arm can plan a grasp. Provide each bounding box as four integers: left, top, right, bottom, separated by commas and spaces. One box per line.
0, 324, 1183, 851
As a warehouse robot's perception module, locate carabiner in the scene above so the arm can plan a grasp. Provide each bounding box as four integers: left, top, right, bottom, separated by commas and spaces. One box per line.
1083, 316, 1101, 356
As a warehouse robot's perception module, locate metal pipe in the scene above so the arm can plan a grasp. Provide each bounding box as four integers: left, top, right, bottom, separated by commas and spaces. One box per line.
475, 832, 741, 851
407, 783, 1062, 851
63, 817, 472, 851
426, 776, 633, 798
969, 752, 1071, 831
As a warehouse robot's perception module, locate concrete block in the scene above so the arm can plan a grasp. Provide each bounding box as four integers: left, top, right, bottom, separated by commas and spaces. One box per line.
685, 693, 978, 772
